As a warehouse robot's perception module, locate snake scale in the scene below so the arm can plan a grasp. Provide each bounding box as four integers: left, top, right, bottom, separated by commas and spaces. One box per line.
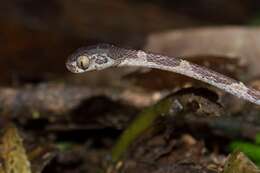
66, 44, 260, 105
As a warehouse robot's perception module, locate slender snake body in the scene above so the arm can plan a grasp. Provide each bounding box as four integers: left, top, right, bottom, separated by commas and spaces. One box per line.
66, 44, 260, 105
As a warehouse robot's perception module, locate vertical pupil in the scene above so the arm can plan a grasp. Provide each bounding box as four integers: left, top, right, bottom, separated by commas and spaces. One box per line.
77, 56, 89, 69
80, 61, 84, 68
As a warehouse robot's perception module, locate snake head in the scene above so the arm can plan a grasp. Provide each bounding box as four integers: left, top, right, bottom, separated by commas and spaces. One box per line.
66, 44, 116, 73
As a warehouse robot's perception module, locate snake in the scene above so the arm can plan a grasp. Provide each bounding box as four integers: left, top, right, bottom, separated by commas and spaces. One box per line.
66, 44, 260, 105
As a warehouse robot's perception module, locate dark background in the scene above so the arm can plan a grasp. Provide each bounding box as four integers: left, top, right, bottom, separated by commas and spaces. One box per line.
1, 0, 260, 85
1, 1, 260, 173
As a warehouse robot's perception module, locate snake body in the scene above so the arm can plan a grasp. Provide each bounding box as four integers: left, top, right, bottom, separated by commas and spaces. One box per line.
66, 44, 260, 105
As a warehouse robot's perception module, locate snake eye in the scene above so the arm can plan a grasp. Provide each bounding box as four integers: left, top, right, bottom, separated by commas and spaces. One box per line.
76, 55, 90, 70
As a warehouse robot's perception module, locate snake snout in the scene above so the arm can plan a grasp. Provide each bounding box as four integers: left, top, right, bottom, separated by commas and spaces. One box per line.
66, 61, 77, 73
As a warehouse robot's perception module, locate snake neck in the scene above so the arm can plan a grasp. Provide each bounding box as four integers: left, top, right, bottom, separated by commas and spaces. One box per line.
118, 50, 260, 105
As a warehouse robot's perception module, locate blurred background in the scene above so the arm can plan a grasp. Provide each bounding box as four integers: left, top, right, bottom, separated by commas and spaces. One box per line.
1, 1, 260, 173
1, 0, 260, 85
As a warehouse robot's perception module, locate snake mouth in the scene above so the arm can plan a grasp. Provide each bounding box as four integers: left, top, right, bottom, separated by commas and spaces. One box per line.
66, 61, 87, 73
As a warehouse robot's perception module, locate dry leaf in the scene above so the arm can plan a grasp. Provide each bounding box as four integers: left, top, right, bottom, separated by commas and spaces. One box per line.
0, 125, 31, 173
